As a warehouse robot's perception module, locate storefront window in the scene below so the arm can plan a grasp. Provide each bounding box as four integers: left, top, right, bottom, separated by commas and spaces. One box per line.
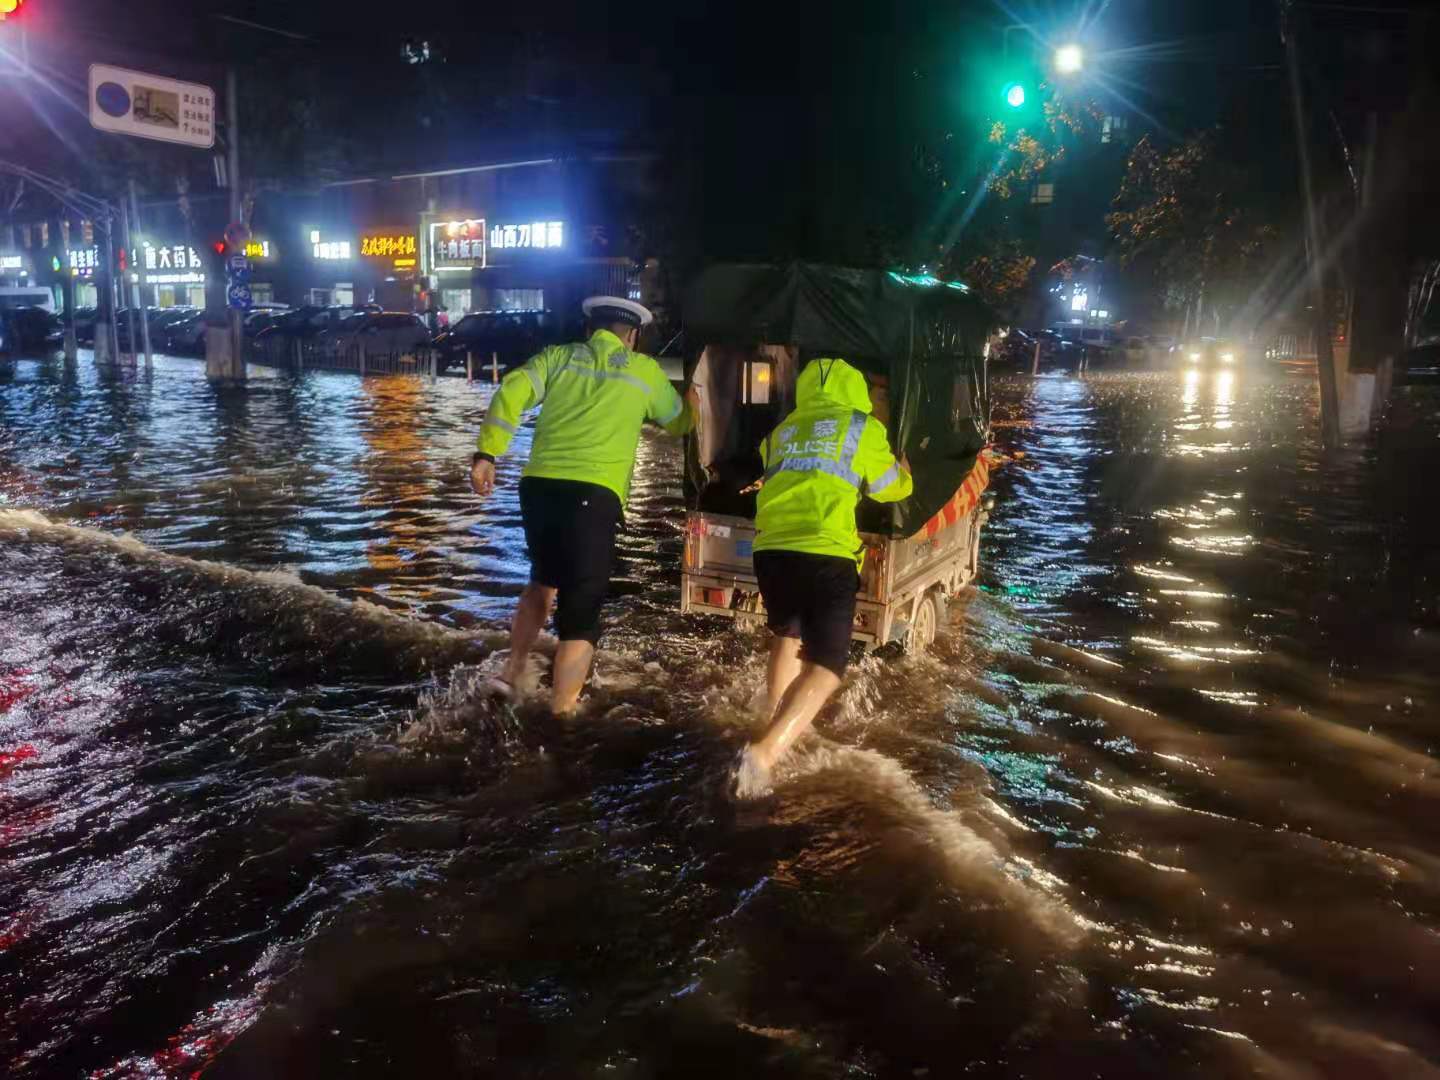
743, 359, 772, 405
493, 288, 543, 312
440, 288, 472, 316
251, 283, 274, 306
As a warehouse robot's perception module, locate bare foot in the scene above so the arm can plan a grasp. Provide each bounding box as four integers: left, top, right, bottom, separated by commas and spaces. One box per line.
732, 745, 774, 799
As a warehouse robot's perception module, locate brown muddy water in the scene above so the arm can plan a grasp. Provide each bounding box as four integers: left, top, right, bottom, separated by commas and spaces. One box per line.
1, 354, 1438, 1078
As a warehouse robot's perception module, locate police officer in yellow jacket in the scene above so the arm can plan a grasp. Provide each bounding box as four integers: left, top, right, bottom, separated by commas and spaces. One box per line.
735, 357, 911, 796
470, 296, 695, 714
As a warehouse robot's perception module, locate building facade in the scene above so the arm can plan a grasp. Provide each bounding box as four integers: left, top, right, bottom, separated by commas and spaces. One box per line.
2, 151, 659, 329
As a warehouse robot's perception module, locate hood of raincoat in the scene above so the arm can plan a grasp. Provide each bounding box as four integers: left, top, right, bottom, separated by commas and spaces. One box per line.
795, 358, 872, 415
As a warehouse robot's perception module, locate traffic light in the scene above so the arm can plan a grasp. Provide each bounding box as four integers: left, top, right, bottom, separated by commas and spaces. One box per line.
1003, 81, 1027, 109
0, 0, 24, 21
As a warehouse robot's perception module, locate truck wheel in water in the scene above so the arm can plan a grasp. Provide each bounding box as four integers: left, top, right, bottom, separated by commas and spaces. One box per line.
904, 590, 944, 654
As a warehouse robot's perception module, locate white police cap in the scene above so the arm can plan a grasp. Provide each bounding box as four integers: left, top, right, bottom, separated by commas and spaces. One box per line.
582, 295, 653, 328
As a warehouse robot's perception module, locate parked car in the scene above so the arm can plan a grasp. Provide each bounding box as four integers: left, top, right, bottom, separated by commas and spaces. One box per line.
69, 306, 98, 343
253, 305, 354, 345
0, 305, 62, 351
430, 310, 550, 374
164, 311, 209, 353
243, 309, 282, 337
318, 311, 430, 361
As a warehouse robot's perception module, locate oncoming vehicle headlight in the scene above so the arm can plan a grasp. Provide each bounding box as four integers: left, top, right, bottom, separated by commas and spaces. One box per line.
1220, 351, 1235, 363
1187, 351, 1202, 363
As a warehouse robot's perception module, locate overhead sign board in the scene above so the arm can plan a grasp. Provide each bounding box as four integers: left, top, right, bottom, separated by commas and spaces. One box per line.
430, 218, 486, 270
361, 232, 419, 270
88, 63, 216, 149
489, 220, 564, 251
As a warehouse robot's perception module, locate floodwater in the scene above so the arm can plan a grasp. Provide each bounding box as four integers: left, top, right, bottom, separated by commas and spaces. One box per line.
2, 353, 1438, 1078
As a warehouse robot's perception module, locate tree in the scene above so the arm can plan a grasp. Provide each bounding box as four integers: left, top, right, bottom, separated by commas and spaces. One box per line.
1107, 130, 1279, 335
940, 231, 1035, 318
986, 96, 1099, 200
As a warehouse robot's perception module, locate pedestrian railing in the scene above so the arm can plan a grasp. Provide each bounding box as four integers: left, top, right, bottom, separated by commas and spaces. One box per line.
1265, 333, 1317, 362
248, 335, 446, 379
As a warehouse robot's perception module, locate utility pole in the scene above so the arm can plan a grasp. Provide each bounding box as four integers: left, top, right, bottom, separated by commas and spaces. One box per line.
205, 66, 245, 382
1281, 3, 1341, 449
128, 178, 153, 368
225, 65, 244, 381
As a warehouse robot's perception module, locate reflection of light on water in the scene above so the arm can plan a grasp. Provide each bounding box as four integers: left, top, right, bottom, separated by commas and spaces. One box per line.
1087, 691, 1157, 716
1134, 635, 1260, 662
1138, 935, 1213, 958
1173, 441, 1243, 457
1157, 588, 1229, 600
1153, 752, 1215, 775
1181, 1023, 1255, 1043
1122, 850, 1190, 874
1182, 367, 1201, 407
1171, 619, 1221, 630
1131, 988, 1222, 1012
1085, 779, 1186, 808
1215, 369, 1235, 407
1171, 533, 1255, 555
1197, 688, 1262, 707
1154, 506, 1237, 522
1133, 563, 1194, 582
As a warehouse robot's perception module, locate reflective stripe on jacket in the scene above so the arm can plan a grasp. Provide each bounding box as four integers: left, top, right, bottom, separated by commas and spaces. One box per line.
478, 329, 693, 506
754, 357, 913, 565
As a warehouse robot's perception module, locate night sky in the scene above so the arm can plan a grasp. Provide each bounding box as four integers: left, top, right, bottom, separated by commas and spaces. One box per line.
4, 0, 1283, 263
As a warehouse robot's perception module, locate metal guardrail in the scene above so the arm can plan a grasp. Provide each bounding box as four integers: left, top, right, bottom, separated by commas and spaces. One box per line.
248, 335, 447, 378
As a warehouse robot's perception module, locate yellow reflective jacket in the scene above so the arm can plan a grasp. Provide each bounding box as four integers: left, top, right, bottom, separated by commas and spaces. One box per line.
478, 329, 694, 507
754, 358, 913, 565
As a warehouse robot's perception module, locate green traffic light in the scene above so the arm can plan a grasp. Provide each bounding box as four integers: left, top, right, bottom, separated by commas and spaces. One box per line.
1003, 82, 1026, 108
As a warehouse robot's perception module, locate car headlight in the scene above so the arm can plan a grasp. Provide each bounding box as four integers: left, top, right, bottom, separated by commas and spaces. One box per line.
1220, 352, 1235, 363
1187, 352, 1201, 362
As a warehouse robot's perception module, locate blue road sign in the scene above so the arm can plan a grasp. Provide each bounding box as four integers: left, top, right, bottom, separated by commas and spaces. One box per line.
227, 283, 253, 311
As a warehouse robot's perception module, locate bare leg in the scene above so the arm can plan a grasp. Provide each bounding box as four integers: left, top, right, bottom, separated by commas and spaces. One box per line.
764, 635, 804, 719
550, 639, 595, 716
750, 663, 842, 772
502, 583, 555, 687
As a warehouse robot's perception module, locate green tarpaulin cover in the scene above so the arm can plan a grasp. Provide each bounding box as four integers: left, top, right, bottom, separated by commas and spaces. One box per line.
682, 262, 996, 537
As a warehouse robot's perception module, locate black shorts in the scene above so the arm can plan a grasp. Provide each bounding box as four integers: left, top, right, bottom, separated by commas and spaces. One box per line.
519, 476, 622, 644
752, 549, 859, 677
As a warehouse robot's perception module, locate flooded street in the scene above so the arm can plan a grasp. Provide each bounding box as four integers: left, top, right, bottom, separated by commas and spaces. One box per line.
3, 354, 1439, 1077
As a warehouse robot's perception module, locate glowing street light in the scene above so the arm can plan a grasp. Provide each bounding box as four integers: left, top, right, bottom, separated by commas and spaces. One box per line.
1055, 43, 1084, 74
1003, 82, 1027, 109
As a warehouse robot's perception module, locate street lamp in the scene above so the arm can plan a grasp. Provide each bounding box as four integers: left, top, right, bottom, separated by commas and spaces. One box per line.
1003, 82, 1026, 109
1055, 43, 1084, 74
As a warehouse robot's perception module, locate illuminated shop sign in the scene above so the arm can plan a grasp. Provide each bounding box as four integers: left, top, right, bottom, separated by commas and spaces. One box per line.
244, 240, 272, 259
430, 218, 486, 269
148, 272, 205, 285
0, 254, 23, 271
361, 232, 418, 270
140, 242, 204, 272
489, 220, 563, 251
68, 247, 100, 276
309, 230, 352, 260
